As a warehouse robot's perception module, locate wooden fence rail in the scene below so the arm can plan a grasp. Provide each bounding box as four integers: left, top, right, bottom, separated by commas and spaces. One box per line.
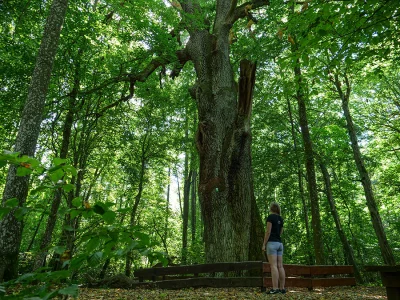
133, 261, 356, 290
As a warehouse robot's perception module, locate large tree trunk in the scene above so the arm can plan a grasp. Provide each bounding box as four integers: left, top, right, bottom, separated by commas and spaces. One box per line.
333, 73, 396, 266
192, 38, 255, 262
181, 0, 268, 263
293, 57, 324, 265
188, 26, 251, 262
0, 0, 68, 282
319, 161, 363, 282
249, 194, 265, 262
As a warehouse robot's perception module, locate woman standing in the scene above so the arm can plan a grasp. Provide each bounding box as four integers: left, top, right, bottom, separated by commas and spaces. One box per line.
262, 202, 286, 294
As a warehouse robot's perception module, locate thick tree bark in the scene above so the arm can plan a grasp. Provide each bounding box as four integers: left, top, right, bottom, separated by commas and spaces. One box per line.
0, 0, 69, 282
319, 161, 363, 282
333, 73, 396, 266
177, 0, 268, 263
190, 32, 256, 261
293, 58, 324, 265
188, 22, 247, 262
249, 193, 265, 262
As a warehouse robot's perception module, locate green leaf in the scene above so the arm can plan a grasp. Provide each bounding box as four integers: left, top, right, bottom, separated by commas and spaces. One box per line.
72, 197, 82, 208
81, 209, 94, 219
14, 206, 29, 220
58, 284, 78, 297
0, 207, 12, 220
50, 246, 66, 255
134, 232, 150, 246
30, 185, 53, 195
63, 165, 77, 177
53, 158, 67, 166
69, 254, 86, 269
88, 251, 103, 266
0, 160, 7, 168
102, 211, 116, 224
70, 209, 81, 219
35, 166, 45, 174
16, 166, 33, 176
49, 168, 64, 182
26, 157, 40, 168
47, 164, 64, 174
16, 155, 29, 163
62, 183, 75, 192
93, 203, 106, 215
309, 58, 316, 68
63, 225, 75, 232
41, 290, 59, 300
5, 198, 18, 207
302, 53, 309, 66
86, 236, 100, 253
16, 272, 35, 283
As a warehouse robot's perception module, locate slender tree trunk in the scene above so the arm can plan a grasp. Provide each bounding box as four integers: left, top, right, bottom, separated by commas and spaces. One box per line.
99, 258, 111, 280
125, 137, 147, 277
182, 116, 191, 264
175, 170, 182, 216
286, 96, 313, 264
0, 0, 69, 282
332, 73, 396, 265
293, 55, 324, 264
319, 161, 363, 282
191, 169, 197, 244
190, 115, 198, 245
182, 167, 192, 264
33, 60, 79, 271
165, 168, 171, 245
25, 210, 46, 253
51, 117, 95, 271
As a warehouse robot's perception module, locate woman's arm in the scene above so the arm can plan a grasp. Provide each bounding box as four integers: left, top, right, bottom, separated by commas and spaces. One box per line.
262, 222, 272, 251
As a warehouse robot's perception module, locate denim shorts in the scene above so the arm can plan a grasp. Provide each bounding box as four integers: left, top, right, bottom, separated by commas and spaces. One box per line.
266, 241, 283, 256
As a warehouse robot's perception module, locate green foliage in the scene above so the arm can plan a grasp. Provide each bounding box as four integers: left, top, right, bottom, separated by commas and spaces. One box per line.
0, 151, 167, 298
1, 0, 399, 297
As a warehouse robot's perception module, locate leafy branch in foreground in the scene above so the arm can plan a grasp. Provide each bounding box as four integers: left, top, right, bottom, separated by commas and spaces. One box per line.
0, 151, 167, 299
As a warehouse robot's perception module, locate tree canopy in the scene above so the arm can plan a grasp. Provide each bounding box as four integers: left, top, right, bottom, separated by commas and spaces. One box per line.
0, 0, 399, 298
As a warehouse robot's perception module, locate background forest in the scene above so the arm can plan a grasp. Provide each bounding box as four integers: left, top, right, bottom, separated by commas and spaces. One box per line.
0, 0, 399, 298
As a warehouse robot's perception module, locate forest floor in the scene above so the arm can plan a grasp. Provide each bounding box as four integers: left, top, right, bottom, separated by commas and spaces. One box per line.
77, 286, 387, 299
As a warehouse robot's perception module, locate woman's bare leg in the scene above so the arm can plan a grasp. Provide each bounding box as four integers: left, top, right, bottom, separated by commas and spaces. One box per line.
267, 254, 279, 289
277, 255, 285, 290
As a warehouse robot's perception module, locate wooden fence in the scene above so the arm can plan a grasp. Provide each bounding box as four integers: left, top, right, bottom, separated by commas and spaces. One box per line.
133, 261, 356, 290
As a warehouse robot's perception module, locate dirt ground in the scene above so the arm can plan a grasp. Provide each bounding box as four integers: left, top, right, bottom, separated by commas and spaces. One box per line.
77, 286, 387, 299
